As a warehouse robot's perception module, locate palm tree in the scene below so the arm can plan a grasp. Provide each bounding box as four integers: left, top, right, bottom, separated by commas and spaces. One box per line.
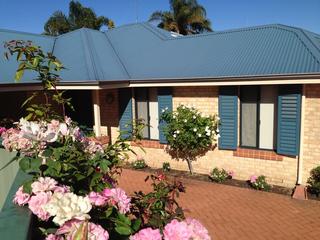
149, 0, 212, 35
44, 1, 115, 36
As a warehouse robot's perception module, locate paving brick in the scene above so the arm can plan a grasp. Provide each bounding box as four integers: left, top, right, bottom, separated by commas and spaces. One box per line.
119, 169, 320, 240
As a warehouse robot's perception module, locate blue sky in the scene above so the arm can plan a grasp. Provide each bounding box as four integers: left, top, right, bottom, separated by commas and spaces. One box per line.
0, 0, 319, 34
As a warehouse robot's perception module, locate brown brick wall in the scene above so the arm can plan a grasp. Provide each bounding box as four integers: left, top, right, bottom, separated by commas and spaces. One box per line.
99, 89, 120, 142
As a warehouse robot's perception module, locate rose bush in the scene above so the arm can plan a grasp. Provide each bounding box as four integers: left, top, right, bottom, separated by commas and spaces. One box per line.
161, 105, 219, 174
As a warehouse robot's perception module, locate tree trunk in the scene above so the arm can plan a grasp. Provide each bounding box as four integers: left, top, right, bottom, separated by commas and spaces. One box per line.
186, 158, 193, 175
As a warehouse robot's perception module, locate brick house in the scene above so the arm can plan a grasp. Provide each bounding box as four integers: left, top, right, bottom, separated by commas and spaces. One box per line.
1, 23, 320, 188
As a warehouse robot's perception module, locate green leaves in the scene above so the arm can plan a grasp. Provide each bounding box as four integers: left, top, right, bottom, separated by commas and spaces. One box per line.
15, 62, 26, 82
115, 213, 132, 235
19, 156, 42, 173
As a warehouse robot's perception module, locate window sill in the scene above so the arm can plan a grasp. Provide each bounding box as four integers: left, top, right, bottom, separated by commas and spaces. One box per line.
131, 139, 166, 149
233, 148, 283, 161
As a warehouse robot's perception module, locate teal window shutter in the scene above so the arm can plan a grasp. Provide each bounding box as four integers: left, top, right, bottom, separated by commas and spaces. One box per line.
218, 86, 238, 150
119, 88, 133, 139
277, 85, 301, 156
158, 87, 173, 144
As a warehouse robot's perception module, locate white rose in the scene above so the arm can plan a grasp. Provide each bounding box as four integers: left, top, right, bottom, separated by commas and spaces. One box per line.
173, 134, 177, 138
198, 133, 202, 137
184, 119, 187, 123
193, 128, 197, 132
176, 130, 180, 134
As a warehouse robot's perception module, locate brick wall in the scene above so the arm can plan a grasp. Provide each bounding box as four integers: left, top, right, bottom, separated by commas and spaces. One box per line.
99, 89, 119, 142
128, 86, 298, 188
302, 84, 320, 183
102, 85, 320, 188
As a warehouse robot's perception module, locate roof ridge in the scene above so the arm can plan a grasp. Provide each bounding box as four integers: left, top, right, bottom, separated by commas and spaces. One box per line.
273, 25, 320, 66
103, 33, 131, 79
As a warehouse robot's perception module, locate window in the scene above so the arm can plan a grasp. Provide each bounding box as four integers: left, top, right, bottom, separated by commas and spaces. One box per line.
135, 88, 159, 140
240, 86, 278, 150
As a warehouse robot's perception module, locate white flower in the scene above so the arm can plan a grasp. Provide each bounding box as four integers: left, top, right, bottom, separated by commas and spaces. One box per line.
217, 134, 221, 138
165, 107, 168, 110
198, 133, 202, 137
59, 123, 69, 136
44, 192, 92, 226
184, 119, 187, 123
193, 128, 197, 132
217, 116, 220, 121
173, 134, 177, 138
161, 109, 165, 113
176, 130, 180, 134
216, 128, 220, 133
173, 116, 176, 119
193, 115, 196, 119
182, 106, 186, 109
206, 132, 211, 136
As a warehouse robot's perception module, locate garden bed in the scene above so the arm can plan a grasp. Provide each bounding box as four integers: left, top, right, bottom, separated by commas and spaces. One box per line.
123, 164, 300, 197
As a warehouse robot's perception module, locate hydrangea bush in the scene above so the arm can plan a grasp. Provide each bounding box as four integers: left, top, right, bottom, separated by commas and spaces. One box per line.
161, 105, 220, 174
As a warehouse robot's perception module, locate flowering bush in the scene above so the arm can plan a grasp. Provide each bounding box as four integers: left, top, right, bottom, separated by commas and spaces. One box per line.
161, 105, 219, 174
162, 162, 171, 172
249, 175, 271, 191
307, 166, 320, 196
132, 158, 148, 169
209, 167, 234, 183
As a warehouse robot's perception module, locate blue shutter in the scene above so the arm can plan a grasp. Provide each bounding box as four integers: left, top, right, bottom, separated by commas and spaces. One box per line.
277, 85, 301, 156
158, 87, 173, 144
119, 88, 133, 139
218, 87, 238, 150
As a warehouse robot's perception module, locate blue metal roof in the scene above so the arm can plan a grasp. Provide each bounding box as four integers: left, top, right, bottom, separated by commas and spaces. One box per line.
0, 23, 320, 85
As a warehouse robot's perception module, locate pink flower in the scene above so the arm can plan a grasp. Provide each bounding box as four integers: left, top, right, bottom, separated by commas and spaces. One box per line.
228, 170, 235, 177
28, 191, 52, 221
13, 186, 30, 206
53, 185, 71, 193
64, 116, 72, 125
46, 234, 63, 240
0, 127, 6, 135
163, 219, 192, 240
88, 192, 107, 206
47, 120, 60, 132
56, 219, 109, 240
31, 177, 58, 194
130, 228, 162, 240
185, 218, 211, 240
109, 188, 131, 214
250, 175, 258, 183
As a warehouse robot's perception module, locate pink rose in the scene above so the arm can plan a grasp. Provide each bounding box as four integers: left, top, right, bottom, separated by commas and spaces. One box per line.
163, 219, 192, 240
130, 228, 162, 240
185, 218, 211, 240
28, 191, 52, 221
31, 177, 58, 193
228, 170, 235, 177
13, 186, 30, 206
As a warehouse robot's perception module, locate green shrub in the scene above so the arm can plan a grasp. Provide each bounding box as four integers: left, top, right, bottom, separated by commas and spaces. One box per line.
132, 159, 147, 169
249, 175, 271, 191
209, 167, 233, 183
307, 166, 320, 196
162, 162, 171, 172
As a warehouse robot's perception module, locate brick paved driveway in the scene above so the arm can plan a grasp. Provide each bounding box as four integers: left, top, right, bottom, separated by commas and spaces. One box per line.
119, 169, 320, 240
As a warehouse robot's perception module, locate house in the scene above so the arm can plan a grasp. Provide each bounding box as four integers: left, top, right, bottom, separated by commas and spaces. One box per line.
1, 23, 320, 188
